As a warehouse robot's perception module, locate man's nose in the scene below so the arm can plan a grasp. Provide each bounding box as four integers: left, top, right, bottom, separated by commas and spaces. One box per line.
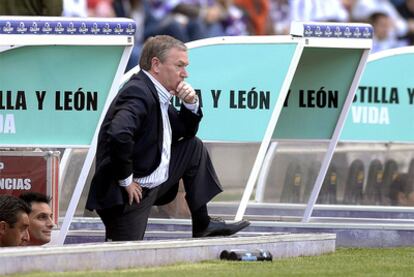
181, 68, 188, 78
47, 217, 55, 228
22, 229, 30, 242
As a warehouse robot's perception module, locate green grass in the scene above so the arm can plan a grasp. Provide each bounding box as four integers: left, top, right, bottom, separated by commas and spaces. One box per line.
7, 247, 414, 277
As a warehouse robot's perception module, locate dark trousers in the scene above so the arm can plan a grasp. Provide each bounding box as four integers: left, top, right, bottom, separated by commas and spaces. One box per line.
97, 137, 222, 241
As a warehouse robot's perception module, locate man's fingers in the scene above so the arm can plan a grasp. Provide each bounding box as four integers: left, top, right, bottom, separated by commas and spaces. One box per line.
129, 191, 134, 205
128, 189, 141, 205
126, 182, 142, 205
176, 83, 196, 104
176, 81, 185, 92
178, 90, 191, 101
176, 83, 193, 95
134, 190, 142, 204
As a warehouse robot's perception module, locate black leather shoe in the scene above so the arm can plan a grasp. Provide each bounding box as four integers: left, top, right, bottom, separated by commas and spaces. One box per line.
193, 218, 250, 238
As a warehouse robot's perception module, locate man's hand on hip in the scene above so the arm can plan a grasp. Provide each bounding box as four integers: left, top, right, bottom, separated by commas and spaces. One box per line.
124, 181, 142, 205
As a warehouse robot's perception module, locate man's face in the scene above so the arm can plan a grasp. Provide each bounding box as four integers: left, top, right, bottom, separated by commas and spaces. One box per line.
0, 212, 30, 247
373, 15, 392, 40
26, 202, 54, 245
154, 47, 189, 93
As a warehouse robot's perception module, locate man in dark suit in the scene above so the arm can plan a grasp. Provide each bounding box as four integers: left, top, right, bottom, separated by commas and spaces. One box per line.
86, 35, 249, 241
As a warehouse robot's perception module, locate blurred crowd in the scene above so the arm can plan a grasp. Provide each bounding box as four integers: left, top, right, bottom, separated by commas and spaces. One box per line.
2, 0, 414, 70
66, 0, 414, 70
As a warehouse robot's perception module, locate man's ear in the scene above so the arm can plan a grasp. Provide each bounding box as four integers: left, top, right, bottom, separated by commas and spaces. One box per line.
0, 221, 6, 235
151, 57, 160, 73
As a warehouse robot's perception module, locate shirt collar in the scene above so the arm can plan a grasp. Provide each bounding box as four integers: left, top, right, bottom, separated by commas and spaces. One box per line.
143, 70, 173, 104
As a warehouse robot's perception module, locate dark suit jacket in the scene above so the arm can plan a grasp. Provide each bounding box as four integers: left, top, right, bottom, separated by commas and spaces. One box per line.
86, 70, 202, 210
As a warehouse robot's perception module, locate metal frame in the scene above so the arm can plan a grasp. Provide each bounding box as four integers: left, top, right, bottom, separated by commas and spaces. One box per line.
235, 22, 373, 222
234, 38, 305, 221
55, 45, 132, 244
301, 48, 370, 222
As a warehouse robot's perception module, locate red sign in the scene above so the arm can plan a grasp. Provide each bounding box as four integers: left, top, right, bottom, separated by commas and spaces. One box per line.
0, 156, 47, 195
0, 152, 59, 224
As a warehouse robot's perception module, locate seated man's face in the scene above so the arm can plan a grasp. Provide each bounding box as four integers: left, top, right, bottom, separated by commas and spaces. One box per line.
0, 212, 30, 247
27, 202, 54, 245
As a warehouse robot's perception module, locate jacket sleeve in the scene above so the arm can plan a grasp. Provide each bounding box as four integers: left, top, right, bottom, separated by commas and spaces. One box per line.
169, 103, 203, 143
107, 84, 149, 180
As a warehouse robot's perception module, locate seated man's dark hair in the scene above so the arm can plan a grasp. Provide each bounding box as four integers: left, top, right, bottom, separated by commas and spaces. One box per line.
0, 195, 31, 228
19, 192, 51, 207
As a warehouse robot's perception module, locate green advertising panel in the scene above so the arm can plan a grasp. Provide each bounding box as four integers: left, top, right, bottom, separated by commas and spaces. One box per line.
341, 50, 414, 142
0, 45, 124, 146
0, 17, 135, 147
186, 40, 298, 142
273, 47, 363, 140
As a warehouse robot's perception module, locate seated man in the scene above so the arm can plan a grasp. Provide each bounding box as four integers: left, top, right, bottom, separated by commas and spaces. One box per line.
19, 192, 55, 246
389, 173, 414, 206
86, 35, 249, 241
0, 195, 31, 247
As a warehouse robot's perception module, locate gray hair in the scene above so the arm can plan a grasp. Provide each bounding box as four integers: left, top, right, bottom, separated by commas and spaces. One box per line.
139, 35, 187, 71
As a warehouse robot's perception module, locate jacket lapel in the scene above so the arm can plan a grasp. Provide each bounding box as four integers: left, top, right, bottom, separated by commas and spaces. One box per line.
135, 70, 159, 101
134, 70, 164, 153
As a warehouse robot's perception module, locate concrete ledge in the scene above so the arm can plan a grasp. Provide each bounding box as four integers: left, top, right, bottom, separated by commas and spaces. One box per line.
64, 216, 414, 247
0, 233, 335, 275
